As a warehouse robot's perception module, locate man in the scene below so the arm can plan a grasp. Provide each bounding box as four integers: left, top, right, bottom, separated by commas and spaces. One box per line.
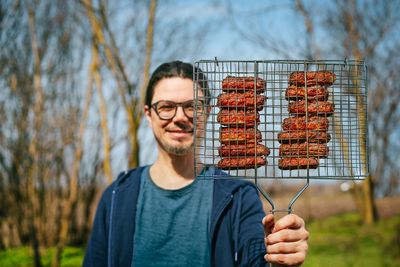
83, 61, 309, 266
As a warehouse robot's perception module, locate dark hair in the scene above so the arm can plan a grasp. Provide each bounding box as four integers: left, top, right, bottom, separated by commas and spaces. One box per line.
145, 61, 210, 107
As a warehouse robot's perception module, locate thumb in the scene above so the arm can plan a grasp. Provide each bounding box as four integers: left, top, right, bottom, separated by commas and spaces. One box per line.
262, 214, 275, 236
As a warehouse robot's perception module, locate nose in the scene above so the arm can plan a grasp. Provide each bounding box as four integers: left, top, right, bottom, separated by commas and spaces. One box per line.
173, 106, 189, 122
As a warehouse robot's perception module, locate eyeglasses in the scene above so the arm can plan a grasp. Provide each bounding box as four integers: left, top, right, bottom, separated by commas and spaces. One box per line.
151, 100, 204, 120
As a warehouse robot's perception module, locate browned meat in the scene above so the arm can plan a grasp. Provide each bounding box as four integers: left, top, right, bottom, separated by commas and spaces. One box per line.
222, 76, 265, 93
282, 116, 329, 131
289, 71, 336, 86
288, 100, 335, 115
279, 143, 329, 158
217, 156, 267, 169
285, 85, 329, 101
217, 109, 260, 127
217, 92, 266, 110
220, 127, 262, 144
219, 143, 270, 157
278, 157, 319, 170
277, 130, 331, 144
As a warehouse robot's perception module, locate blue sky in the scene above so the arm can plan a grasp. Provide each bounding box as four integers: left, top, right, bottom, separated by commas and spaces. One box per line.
154, 0, 303, 60
139, 0, 328, 166
173, 0, 322, 60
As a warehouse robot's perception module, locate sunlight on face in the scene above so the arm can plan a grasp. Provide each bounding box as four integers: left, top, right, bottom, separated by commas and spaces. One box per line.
146, 77, 206, 156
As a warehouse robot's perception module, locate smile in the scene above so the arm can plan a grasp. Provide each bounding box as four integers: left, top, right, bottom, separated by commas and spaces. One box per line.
166, 127, 193, 133
167, 130, 193, 138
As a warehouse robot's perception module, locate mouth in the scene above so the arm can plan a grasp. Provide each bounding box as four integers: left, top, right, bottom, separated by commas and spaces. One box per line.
167, 126, 193, 133
167, 129, 193, 134
166, 129, 193, 139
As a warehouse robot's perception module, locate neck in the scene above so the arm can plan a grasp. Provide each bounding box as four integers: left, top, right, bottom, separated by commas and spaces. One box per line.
150, 148, 202, 189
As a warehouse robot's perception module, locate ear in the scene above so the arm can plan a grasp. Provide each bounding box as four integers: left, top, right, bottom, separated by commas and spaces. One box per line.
144, 105, 153, 128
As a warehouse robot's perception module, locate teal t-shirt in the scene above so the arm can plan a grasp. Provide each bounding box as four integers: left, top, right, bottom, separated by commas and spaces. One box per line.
132, 166, 213, 267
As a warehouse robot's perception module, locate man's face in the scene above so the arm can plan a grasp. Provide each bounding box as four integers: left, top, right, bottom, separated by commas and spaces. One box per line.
145, 77, 205, 156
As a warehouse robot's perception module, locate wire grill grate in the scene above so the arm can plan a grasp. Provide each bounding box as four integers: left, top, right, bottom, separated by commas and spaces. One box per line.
194, 60, 368, 180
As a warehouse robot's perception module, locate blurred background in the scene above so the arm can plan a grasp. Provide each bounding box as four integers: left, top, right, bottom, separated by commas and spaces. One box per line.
0, 0, 399, 266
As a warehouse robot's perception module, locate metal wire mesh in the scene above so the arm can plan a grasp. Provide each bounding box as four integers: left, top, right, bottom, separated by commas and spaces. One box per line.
194, 60, 368, 180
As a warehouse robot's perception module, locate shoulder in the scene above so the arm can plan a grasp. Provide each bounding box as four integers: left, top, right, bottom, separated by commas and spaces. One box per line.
214, 178, 257, 193
99, 166, 148, 204
208, 166, 258, 194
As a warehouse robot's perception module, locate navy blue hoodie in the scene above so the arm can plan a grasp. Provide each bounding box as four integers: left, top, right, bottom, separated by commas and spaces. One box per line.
83, 166, 267, 267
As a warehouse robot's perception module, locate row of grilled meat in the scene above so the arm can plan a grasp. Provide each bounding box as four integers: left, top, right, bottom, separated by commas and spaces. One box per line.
216, 76, 269, 170
278, 71, 336, 170
215, 71, 336, 171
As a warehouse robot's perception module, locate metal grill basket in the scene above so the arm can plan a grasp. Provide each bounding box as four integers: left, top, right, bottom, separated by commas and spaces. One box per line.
193, 59, 368, 213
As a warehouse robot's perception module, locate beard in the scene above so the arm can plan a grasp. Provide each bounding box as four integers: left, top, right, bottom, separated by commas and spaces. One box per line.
154, 134, 194, 156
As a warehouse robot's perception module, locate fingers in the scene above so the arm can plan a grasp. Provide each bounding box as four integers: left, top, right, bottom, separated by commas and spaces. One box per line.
264, 238, 308, 266
263, 214, 306, 237
263, 214, 309, 266
262, 214, 275, 236
266, 228, 309, 244
266, 239, 308, 254
272, 214, 305, 233
264, 251, 308, 266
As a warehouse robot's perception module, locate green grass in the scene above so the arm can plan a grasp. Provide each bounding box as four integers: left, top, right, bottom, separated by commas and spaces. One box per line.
0, 247, 84, 267
304, 213, 400, 267
0, 213, 399, 267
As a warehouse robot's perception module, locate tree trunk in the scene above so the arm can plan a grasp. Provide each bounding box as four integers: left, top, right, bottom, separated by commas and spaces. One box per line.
85, 0, 139, 169
85, 0, 157, 169
51, 48, 94, 267
139, 0, 157, 109
27, 4, 44, 266
128, 112, 140, 168
362, 175, 378, 224
128, 0, 157, 168
93, 43, 114, 184
343, 0, 377, 224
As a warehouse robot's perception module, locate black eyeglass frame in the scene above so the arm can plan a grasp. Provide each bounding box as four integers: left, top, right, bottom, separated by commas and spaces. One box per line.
151, 99, 205, 120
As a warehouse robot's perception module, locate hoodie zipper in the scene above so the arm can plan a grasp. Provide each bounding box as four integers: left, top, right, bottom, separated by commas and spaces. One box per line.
233, 187, 242, 264
108, 189, 116, 267
210, 186, 244, 266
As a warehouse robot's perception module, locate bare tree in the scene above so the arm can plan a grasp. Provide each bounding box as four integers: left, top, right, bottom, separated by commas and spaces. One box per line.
51, 46, 94, 267
226, 0, 400, 224
0, 0, 97, 260
322, 0, 400, 223
83, 0, 115, 183
294, 0, 320, 59
1, 0, 218, 265
82, 0, 141, 170
139, 0, 157, 114
225, 0, 316, 59
26, 2, 45, 265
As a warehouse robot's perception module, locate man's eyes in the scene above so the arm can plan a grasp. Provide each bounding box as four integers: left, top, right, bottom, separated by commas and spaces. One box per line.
183, 102, 195, 109
157, 101, 201, 110
184, 101, 203, 107
159, 104, 175, 109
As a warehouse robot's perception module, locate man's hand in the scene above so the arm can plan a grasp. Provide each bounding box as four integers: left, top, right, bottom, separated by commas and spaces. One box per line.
262, 214, 309, 266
